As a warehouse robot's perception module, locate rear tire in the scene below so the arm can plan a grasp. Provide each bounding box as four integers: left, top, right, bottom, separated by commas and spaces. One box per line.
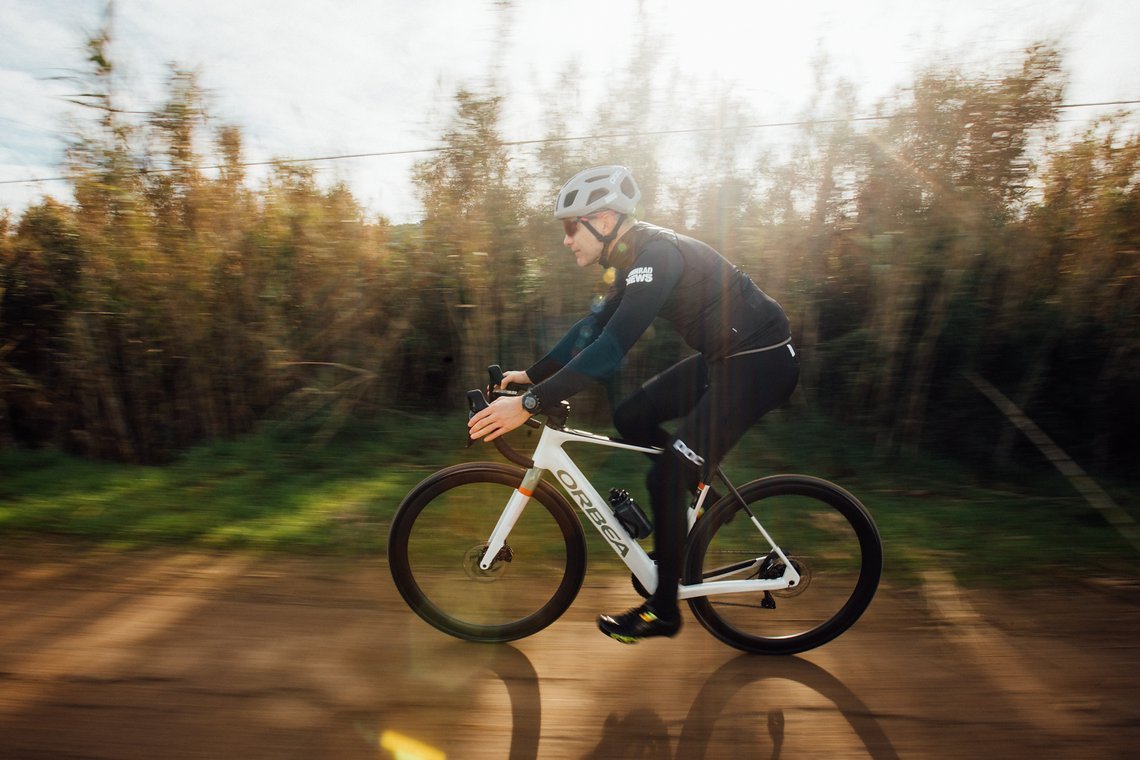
683, 475, 881, 655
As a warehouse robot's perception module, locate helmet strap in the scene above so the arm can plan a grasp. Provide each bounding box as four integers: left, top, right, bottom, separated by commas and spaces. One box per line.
581, 213, 627, 267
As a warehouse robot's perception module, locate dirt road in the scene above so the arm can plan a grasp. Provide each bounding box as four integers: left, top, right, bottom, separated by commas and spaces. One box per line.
0, 543, 1136, 759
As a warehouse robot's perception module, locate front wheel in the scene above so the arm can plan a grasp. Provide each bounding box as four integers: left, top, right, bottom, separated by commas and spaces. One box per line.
388, 462, 587, 642
683, 475, 882, 655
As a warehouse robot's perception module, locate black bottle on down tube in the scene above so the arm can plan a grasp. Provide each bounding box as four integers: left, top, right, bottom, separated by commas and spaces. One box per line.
609, 488, 653, 539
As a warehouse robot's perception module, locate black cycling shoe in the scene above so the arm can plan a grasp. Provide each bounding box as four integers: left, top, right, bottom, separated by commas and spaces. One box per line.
597, 603, 681, 644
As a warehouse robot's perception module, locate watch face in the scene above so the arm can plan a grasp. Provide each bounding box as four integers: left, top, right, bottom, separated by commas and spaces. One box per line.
523, 392, 538, 411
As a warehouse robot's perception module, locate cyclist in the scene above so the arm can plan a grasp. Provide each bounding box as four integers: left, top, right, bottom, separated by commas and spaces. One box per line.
468, 165, 799, 643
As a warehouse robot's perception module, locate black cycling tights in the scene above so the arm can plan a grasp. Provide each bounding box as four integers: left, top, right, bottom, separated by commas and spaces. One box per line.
612, 346, 799, 616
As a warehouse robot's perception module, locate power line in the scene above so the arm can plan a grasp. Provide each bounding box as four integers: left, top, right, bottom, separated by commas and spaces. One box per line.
2, 99, 1137, 188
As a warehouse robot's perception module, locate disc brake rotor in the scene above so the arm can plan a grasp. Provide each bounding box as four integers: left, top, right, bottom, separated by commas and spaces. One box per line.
463, 543, 513, 581
771, 556, 810, 598
755, 551, 811, 598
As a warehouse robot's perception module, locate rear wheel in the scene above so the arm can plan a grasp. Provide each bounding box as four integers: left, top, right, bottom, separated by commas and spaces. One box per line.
683, 475, 881, 655
388, 462, 587, 642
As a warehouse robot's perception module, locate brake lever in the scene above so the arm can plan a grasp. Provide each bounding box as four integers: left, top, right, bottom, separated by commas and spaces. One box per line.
465, 386, 538, 467
466, 389, 488, 448
486, 364, 522, 400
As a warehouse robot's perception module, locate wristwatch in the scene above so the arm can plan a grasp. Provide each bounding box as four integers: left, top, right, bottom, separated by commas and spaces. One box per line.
521, 389, 541, 414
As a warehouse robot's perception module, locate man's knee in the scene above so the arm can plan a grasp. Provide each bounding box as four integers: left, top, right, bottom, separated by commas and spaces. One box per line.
646, 447, 701, 506
613, 389, 658, 441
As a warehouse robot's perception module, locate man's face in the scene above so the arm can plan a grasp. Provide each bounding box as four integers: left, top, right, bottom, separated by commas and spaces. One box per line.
562, 212, 612, 267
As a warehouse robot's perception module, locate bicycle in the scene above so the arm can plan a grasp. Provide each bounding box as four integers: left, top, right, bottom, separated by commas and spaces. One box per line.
388, 367, 883, 655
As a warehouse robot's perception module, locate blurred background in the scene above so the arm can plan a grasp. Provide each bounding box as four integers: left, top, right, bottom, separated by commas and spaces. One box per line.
0, 0, 1137, 557
1, 5, 1138, 757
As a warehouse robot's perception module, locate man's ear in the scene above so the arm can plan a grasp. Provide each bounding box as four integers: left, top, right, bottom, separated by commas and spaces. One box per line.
601, 210, 617, 234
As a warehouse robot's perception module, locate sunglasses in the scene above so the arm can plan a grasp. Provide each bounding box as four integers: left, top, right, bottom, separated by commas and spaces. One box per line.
562, 216, 595, 237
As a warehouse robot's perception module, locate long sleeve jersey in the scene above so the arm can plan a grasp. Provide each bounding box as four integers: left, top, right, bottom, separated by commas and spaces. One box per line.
526, 222, 790, 408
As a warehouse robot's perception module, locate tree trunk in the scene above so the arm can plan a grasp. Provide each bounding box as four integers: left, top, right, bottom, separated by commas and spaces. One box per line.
73, 312, 137, 462
899, 268, 958, 451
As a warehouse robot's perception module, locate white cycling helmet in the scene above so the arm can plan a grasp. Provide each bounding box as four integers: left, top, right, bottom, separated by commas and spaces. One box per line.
554, 165, 641, 219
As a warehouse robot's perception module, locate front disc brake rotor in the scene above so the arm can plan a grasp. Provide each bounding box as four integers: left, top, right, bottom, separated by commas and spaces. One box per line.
463, 543, 512, 581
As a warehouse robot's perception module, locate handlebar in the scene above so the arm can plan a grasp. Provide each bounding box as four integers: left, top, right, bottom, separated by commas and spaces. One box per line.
466, 365, 569, 468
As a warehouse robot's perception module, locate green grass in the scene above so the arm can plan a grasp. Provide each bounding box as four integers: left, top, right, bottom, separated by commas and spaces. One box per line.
0, 415, 451, 552
0, 409, 1136, 586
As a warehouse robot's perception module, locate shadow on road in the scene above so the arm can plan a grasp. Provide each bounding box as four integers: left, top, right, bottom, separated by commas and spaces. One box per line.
378, 642, 898, 759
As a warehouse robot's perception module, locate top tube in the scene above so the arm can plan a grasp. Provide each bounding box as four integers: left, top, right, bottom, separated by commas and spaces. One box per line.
542, 424, 661, 456
468, 384, 661, 468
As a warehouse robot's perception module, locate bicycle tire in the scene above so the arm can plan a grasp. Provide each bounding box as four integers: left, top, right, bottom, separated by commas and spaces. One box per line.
388, 462, 587, 642
683, 475, 882, 655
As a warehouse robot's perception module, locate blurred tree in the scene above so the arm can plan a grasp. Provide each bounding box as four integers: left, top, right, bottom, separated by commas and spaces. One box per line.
1, 25, 401, 460
838, 45, 1064, 454
1017, 117, 1140, 470
62, 21, 150, 460
1, 24, 1135, 481
413, 88, 529, 398
0, 200, 81, 446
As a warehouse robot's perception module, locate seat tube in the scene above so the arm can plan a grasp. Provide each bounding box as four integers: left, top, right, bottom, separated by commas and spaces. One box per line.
688, 482, 713, 532
479, 467, 545, 571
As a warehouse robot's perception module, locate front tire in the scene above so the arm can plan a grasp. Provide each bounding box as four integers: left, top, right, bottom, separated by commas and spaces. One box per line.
388, 462, 587, 642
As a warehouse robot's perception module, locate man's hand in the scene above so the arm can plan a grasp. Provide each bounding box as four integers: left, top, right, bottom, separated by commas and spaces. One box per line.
468, 395, 531, 442
498, 370, 531, 390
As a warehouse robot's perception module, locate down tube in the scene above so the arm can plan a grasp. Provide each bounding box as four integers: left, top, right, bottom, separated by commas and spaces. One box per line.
543, 448, 658, 591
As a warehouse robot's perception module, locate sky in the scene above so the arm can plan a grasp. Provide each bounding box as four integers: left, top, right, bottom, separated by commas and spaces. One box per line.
2, 0, 1138, 223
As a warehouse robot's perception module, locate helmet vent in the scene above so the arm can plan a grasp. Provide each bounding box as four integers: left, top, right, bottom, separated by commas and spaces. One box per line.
562, 190, 578, 208
587, 188, 608, 206
620, 177, 636, 198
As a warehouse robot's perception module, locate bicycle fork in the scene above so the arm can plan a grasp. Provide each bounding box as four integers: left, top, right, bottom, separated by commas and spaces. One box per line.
478, 468, 545, 571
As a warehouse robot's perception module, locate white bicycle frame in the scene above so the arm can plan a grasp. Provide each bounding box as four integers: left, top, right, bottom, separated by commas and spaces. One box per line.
477, 422, 801, 600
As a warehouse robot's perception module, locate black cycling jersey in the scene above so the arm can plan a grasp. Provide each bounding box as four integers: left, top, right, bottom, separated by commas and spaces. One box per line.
527, 222, 790, 408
